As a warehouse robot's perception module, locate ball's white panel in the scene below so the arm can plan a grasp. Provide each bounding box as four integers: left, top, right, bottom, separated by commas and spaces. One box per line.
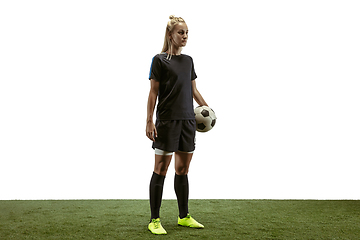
209, 110, 216, 119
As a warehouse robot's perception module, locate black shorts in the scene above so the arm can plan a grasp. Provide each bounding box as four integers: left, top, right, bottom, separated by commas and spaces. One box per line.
152, 119, 196, 152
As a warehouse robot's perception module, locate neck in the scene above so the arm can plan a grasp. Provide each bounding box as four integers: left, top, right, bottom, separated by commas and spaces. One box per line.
168, 46, 182, 55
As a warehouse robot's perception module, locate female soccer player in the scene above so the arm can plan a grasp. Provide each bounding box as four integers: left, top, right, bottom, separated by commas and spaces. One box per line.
146, 15, 208, 235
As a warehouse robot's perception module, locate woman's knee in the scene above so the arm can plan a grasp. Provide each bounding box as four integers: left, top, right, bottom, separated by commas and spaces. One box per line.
154, 165, 170, 176
175, 166, 188, 175
174, 153, 192, 175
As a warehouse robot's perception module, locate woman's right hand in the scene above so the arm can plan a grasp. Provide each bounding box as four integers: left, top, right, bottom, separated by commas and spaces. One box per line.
146, 121, 157, 142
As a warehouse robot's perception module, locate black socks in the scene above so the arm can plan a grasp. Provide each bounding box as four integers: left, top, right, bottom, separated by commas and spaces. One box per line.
174, 173, 189, 219
149, 172, 189, 220
149, 172, 165, 220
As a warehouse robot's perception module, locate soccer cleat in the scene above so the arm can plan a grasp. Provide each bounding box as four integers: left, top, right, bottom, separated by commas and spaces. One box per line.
178, 214, 204, 228
148, 218, 167, 235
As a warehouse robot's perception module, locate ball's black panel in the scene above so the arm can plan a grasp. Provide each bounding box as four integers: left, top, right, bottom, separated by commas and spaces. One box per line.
198, 123, 206, 130
211, 119, 216, 127
201, 109, 209, 117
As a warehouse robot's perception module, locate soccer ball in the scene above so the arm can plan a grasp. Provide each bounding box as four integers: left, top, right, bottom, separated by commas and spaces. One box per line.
194, 106, 217, 132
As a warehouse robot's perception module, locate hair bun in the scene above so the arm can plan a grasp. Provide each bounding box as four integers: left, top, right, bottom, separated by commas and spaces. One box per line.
169, 15, 175, 20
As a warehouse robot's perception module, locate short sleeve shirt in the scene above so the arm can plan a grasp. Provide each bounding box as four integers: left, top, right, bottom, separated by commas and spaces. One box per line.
149, 53, 197, 120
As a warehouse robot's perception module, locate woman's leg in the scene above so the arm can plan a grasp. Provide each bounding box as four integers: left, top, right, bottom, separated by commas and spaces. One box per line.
149, 151, 172, 220
174, 151, 193, 218
174, 151, 204, 228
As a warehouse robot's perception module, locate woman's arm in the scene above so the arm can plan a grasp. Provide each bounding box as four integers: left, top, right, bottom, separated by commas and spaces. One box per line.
192, 80, 208, 106
146, 79, 159, 141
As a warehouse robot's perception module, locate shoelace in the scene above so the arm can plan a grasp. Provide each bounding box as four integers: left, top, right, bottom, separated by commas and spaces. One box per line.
153, 219, 160, 229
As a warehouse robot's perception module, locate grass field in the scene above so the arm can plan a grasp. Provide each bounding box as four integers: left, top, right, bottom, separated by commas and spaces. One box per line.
1, 200, 359, 239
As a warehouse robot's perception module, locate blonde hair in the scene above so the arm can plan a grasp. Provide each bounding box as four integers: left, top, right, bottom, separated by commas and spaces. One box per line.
161, 15, 186, 60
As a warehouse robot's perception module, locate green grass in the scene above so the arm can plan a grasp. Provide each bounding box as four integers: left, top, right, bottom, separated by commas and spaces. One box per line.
1, 200, 359, 239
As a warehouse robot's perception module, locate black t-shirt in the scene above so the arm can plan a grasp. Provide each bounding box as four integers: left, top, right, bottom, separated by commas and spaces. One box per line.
149, 53, 197, 120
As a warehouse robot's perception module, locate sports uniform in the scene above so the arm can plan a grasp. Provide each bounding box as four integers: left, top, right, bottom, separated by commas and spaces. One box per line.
149, 52, 197, 153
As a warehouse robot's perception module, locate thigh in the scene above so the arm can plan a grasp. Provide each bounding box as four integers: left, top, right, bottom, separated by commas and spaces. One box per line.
174, 151, 193, 175
154, 154, 173, 176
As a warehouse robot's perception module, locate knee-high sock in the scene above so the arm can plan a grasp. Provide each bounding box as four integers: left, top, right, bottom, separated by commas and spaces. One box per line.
174, 174, 189, 219
149, 172, 165, 220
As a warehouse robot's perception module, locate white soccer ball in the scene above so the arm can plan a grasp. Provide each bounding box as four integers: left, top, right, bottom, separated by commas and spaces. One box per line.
194, 106, 217, 132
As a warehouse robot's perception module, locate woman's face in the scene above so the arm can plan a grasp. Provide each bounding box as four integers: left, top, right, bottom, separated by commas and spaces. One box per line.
170, 22, 189, 48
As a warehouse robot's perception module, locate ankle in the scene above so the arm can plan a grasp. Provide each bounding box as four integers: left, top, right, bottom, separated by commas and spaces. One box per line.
179, 213, 188, 219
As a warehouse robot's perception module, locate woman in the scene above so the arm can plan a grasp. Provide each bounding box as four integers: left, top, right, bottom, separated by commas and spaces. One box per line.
146, 15, 208, 235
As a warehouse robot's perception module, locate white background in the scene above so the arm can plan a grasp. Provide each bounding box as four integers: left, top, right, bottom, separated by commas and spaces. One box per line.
1, 0, 359, 200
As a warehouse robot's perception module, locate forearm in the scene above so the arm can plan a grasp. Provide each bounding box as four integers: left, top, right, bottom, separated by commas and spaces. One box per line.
193, 89, 208, 106
147, 91, 157, 123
